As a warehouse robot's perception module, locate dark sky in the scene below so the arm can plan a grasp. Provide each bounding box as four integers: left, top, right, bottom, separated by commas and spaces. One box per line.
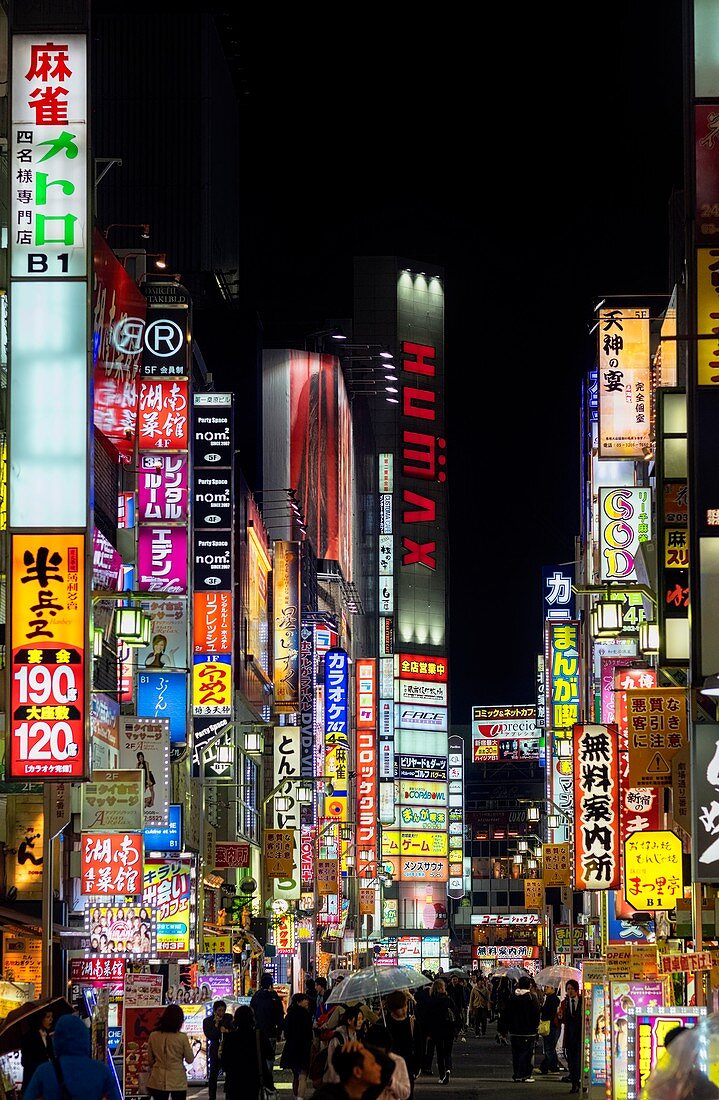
234, 7, 685, 723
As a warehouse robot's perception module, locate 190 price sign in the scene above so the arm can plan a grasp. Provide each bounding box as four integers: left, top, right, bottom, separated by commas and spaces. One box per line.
10, 534, 87, 780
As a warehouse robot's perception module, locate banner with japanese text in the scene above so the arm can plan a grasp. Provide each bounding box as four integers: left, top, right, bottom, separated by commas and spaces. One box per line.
573, 724, 620, 890
119, 717, 170, 827
143, 858, 194, 959
81, 832, 144, 896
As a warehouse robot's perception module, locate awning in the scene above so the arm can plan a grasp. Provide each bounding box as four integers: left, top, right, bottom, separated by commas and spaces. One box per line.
0, 906, 87, 947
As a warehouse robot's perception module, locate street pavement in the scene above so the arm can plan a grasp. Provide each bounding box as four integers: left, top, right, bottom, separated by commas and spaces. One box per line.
188, 1020, 582, 1098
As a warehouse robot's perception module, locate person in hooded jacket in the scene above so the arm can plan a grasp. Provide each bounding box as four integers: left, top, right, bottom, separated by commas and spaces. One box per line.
498, 974, 541, 1082
23, 1013, 121, 1100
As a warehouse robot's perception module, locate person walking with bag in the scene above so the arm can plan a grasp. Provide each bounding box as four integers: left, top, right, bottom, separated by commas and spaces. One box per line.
424, 978, 456, 1085
497, 974, 541, 1082
145, 1003, 198, 1100
221, 1005, 275, 1100
281, 993, 313, 1100
536, 985, 564, 1075
23, 1014, 121, 1100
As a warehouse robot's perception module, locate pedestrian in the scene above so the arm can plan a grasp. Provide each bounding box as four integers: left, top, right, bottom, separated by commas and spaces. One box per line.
558, 978, 583, 1093
305, 979, 318, 1021
20, 1009, 55, 1096
145, 1003, 198, 1100
23, 1014, 121, 1100
498, 974, 541, 1083
281, 992, 314, 1100
424, 978, 457, 1085
384, 990, 420, 1097
363, 1024, 411, 1100
448, 976, 467, 1041
323, 1005, 366, 1084
221, 1004, 275, 1100
250, 972, 285, 1072
469, 975, 490, 1037
536, 984, 564, 1074
493, 974, 512, 1038
310, 1040, 383, 1100
202, 999, 233, 1100
315, 977, 329, 1019
413, 980, 432, 1075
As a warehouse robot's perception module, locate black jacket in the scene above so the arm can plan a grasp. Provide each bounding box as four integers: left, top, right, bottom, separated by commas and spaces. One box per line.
425, 993, 456, 1040
386, 1014, 420, 1076
309, 1084, 352, 1100
281, 1003, 313, 1072
250, 987, 285, 1039
20, 1029, 53, 1094
540, 992, 560, 1023
202, 1014, 233, 1054
560, 994, 583, 1047
221, 1024, 274, 1097
499, 989, 541, 1037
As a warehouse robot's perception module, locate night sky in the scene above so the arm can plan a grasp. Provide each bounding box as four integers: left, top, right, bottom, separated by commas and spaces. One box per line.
236, 7, 685, 724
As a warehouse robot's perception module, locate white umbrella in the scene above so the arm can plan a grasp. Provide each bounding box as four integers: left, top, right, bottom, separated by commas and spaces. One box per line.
325, 964, 431, 1006
535, 964, 581, 989
490, 965, 529, 980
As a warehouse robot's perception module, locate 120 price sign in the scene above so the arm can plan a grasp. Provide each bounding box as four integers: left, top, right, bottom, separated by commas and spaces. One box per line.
10, 534, 87, 780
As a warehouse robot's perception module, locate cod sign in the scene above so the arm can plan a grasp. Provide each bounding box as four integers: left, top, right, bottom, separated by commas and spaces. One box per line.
599, 487, 652, 581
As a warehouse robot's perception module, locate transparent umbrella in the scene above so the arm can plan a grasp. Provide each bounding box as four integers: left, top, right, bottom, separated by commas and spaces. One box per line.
535, 964, 581, 989
325, 964, 431, 1005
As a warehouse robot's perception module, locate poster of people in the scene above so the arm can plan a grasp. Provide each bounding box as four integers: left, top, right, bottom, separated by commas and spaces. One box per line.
589, 981, 610, 1086
123, 1004, 209, 1099
119, 717, 170, 827
610, 981, 664, 1100
86, 906, 154, 956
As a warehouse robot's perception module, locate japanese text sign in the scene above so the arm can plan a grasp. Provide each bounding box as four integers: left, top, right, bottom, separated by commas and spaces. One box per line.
213, 842, 250, 869
599, 487, 653, 582
273, 541, 300, 710
542, 843, 571, 886
137, 454, 188, 523
11, 35, 87, 278
137, 379, 188, 450
265, 829, 294, 878
69, 956, 126, 984
81, 770, 144, 832
81, 832, 143, 897
10, 534, 86, 779
691, 724, 719, 881
625, 688, 687, 787
356, 658, 377, 851
598, 308, 651, 459
624, 830, 683, 910
573, 723, 620, 889
119, 717, 170, 827
324, 648, 349, 824
143, 858, 193, 958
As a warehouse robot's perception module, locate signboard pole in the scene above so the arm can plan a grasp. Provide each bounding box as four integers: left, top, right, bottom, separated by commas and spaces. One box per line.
693, 881, 705, 1005
41, 784, 54, 997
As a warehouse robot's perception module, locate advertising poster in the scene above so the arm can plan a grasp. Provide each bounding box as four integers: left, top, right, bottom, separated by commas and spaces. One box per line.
124, 973, 164, 1008
123, 1005, 164, 1100
119, 717, 170, 827
609, 981, 664, 1100
137, 599, 188, 671
143, 858, 194, 959
86, 906, 154, 956
628, 1008, 705, 1100
588, 981, 610, 1086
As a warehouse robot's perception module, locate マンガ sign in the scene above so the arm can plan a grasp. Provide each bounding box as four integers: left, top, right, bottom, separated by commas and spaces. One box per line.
10, 534, 86, 779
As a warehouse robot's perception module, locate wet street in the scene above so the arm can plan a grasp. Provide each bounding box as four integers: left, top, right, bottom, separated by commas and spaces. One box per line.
190, 1020, 583, 1099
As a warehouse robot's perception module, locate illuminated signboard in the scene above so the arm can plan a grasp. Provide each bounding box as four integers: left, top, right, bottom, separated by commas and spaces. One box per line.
573, 724, 620, 890
272, 541, 300, 711
598, 308, 651, 459
599, 487, 653, 582
81, 832, 144, 896
356, 658, 377, 857
144, 803, 183, 853
9, 534, 86, 779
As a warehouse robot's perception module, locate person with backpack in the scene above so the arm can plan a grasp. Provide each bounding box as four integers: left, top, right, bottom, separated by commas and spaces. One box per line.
23, 1014, 121, 1100
423, 978, 457, 1085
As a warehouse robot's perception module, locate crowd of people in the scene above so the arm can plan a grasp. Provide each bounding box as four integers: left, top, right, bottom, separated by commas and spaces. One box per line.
190, 968, 588, 1100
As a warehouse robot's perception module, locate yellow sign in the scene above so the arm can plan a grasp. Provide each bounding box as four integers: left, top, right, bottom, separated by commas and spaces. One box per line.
359, 888, 375, 915
542, 842, 571, 886
265, 828, 294, 878
525, 879, 544, 910
203, 932, 231, 954
399, 831, 448, 857
626, 688, 688, 787
397, 780, 447, 805
624, 830, 683, 910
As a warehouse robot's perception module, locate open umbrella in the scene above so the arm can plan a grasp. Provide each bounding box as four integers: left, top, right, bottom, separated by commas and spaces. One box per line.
0, 995, 73, 1056
490, 965, 530, 980
535, 964, 581, 989
325, 964, 431, 1006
